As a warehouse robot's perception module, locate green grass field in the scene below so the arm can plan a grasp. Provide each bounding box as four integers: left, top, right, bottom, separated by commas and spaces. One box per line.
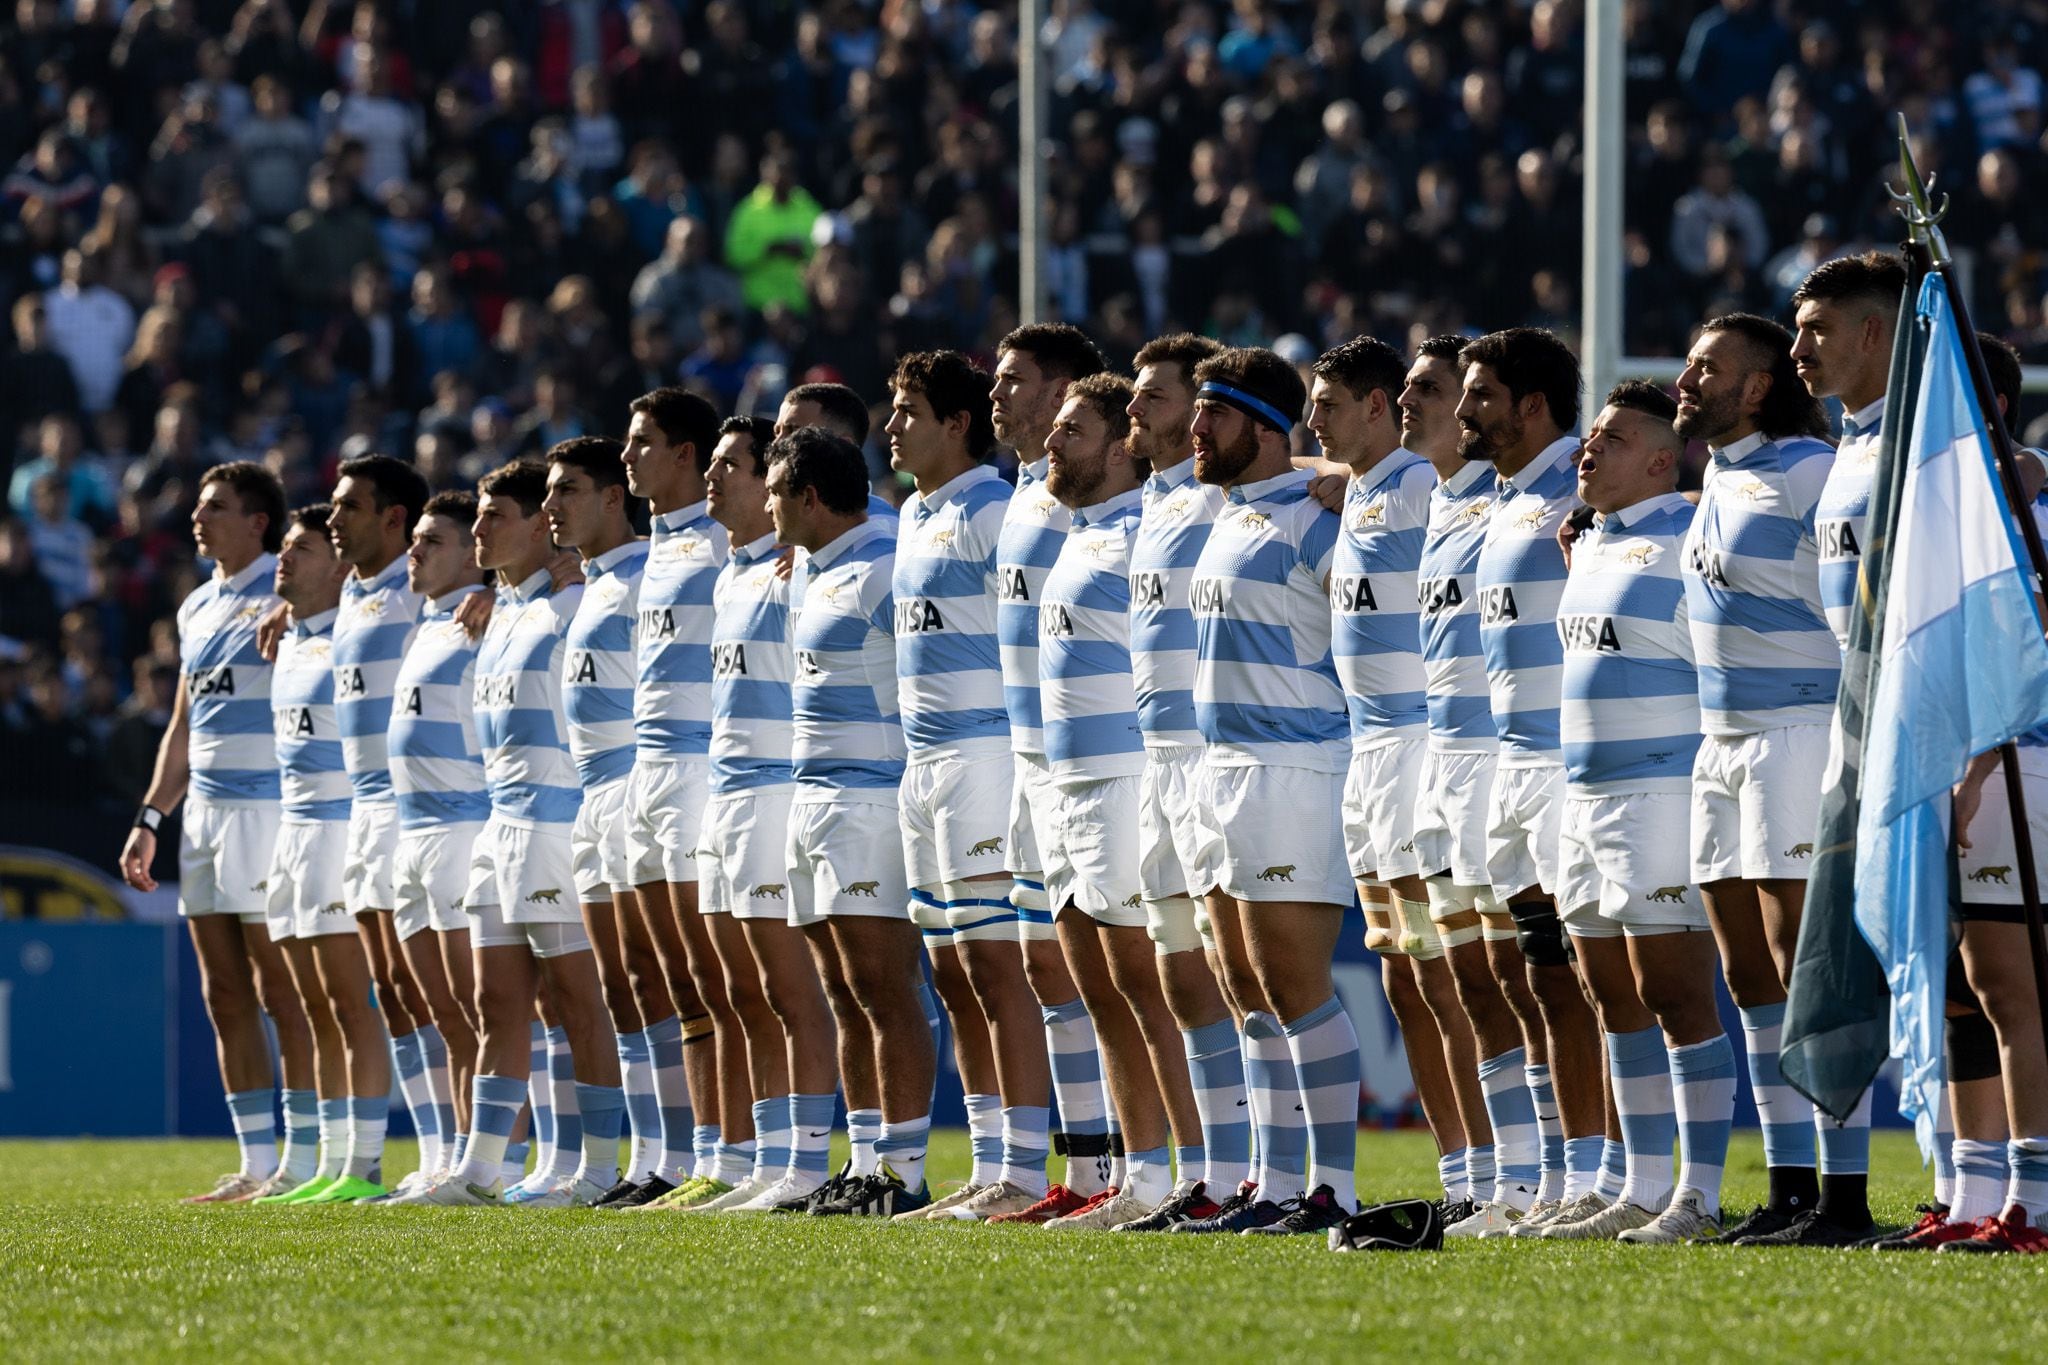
2, 1130, 2039, 1363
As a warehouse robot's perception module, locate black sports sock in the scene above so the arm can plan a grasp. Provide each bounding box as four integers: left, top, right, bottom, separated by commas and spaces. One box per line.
1766, 1165, 1819, 1215
1816, 1172, 1871, 1228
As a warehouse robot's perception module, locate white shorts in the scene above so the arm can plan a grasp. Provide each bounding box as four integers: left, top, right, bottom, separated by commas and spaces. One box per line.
1138, 746, 1216, 954
1557, 791, 1707, 937
786, 794, 911, 928
469, 898, 592, 958
466, 815, 581, 926
1045, 776, 1148, 928
393, 822, 482, 940
900, 751, 1014, 892
343, 799, 401, 914
1189, 760, 1351, 906
1485, 760, 1566, 901
1957, 753, 2048, 906
626, 754, 710, 886
698, 786, 796, 920
572, 777, 635, 902
265, 819, 354, 942
1005, 751, 1061, 938
1691, 725, 1829, 883
1342, 733, 1429, 882
178, 796, 280, 923
1413, 747, 1497, 889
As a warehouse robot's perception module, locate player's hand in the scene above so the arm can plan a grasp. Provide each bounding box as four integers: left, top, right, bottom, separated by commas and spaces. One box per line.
255, 600, 290, 661
1306, 471, 1347, 510
455, 588, 495, 639
1557, 506, 1594, 570
120, 828, 159, 893
772, 545, 797, 580
547, 549, 586, 590
1954, 775, 1989, 852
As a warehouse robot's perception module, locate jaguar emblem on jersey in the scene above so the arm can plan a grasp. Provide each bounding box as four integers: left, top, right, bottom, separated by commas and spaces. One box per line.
1456, 499, 1493, 525
927, 529, 955, 549
1735, 477, 1770, 502
1034, 497, 1059, 514
1353, 501, 1387, 529
1513, 503, 1548, 530
1236, 509, 1272, 530
1620, 543, 1656, 565
234, 602, 265, 622
1163, 495, 1191, 518
350, 595, 387, 618
663, 537, 707, 560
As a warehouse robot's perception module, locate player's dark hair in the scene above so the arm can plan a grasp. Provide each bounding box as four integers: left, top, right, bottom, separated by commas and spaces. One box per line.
200, 461, 287, 552
1312, 335, 1408, 403
1791, 249, 1908, 314
288, 503, 333, 538
1458, 327, 1581, 430
767, 426, 869, 515
998, 322, 1108, 383
1062, 372, 1135, 442
1415, 334, 1467, 362
1190, 347, 1308, 435
546, 435, 628, 491
1603, 378, 1679, 425
422, 490, 477, 533
1698, 313, 1831, 439
784, 382, 870, 444
890, 350, 997, 459
478, 459, 550, 517
336, 453, 429, 532
1980, 331, 2023, 424
1131, 332, 1222, 382
719, 415, 777, 477
629, 385, 720, 473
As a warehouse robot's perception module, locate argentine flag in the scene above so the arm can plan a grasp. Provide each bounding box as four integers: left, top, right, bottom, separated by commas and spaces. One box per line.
1855, 274, 2048, 1140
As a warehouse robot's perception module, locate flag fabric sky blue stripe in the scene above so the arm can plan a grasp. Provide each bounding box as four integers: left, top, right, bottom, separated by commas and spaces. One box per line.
1854, 274, 2048, 1142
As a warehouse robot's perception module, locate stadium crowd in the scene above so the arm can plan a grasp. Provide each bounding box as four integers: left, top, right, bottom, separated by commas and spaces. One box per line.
9, 0, 2048, 805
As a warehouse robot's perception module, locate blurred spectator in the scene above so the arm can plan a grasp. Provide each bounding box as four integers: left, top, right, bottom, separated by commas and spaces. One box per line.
280, 161, 381, 320
321, 44, 424, 198
1679, 0, 1794, 118
0, 516, 60, 651
1964, 31, 2043, 153
4, 127, 100, 221
9, 414, 116, 530
406, 263, 482, 383
232, 74, 318, 223
25, 472, 92, 609
725, 151, 822, 313
104, 654, 178, 803
631, 215, 745, 352
1, 293, 83, 464
44, 247, 136, 415
1670, 148, 1770, 278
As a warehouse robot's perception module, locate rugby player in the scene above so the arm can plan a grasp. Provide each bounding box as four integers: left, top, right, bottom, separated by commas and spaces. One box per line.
696, 416, 842, 1213
120, 462, 314, 1203
1033, 372, 1204, 1229
1544, 384, 1737, 1244
543, 438, 691, 1207
413, 458, 624, 1205
1309, 337, 1491, 1217
768, 427, 940, 1217
386, 493, 494, 1185
775, 380, 901, 524
987, 324, 1119, 1221
884, 349, 1045, 1221
1671, 312, 1842, 1244
1406, 336, 1545, 1235
256, 505, 395, 1206
1113, 332, 1254, 1234
1178, 346, 1359, 1236
1455, 328, 1609, 1233
619, 389, 739, 1210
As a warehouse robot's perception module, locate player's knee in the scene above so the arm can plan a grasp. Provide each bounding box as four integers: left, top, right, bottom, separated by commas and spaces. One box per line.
1719, 958, 1780, 1009
1946, 1007, 2003, 1083
1507, 900, 1570, 968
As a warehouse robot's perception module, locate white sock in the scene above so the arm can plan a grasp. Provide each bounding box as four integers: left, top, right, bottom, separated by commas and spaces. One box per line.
847, 1108, 883, 1178
1125, 1146, 1173, 1207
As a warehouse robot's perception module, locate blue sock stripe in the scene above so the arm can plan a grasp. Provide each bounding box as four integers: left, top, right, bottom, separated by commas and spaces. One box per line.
1563, 1135, 1604, 1175
473, 1074, 526, 1138
575, 1083, 627, 1142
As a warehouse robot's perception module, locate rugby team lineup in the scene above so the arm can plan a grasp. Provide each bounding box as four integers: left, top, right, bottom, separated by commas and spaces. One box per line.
112, 262, 2048, 1255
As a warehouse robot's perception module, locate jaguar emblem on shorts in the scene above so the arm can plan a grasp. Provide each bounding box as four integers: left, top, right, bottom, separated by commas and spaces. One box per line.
966, 836, 1004, 857
1121, 892, 1142, 908
1397, 840, 1415, 853
322, 901, 347, 914
845, 880, 880, 897
751, 883, 786, 898
1621, 543, 1656, 565
528, 886, 563, 904
251, 879, 268, 892
1256, 864, 1296, 882
1969, 865, 2013, 884
1782, 842, 1813, 858
1647, 885, 1687, 903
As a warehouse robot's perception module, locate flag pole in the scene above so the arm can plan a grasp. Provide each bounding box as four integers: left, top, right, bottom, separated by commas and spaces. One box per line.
1896, 117, 2048, 1066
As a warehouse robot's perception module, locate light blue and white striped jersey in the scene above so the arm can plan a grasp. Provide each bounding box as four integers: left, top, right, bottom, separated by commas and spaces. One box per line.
995, 458, 1071, 756
1129, 456, 1226, 749
177, 554, 281, 802
2026, 497, 2048, 755
563, 539, 647, 789
892, 462, 1012, 759
388, 586, 492, 829
1681, 430, 1841, 735
272, 608, 353, 822
1815, 398, 1883, 650
1190, 467, 1347, 772
1039, 486, 1146, 784
332, 555, 425, 803
1417, 463, 1498, 753
1476, 436, 1582, 763
791, 519, 904, 794
1557, 492, 1701, 795
710, 531, 795, 793
867, 492, 899, 520
634, 501, 729, 757
1331, 447, 1433, 745
474, 569, 585, 825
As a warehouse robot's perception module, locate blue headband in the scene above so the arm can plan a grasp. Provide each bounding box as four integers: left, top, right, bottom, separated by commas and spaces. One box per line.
1198, 381, 1294, 435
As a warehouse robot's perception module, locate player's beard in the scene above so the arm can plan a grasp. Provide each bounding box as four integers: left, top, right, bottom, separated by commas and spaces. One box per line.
1673, 386, 1740, 443
1046, 446, 1107, 505
1195, 422, 1260, 485
1457, 412, 1521, 463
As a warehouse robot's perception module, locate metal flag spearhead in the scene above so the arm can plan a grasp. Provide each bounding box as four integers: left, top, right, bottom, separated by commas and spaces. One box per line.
1889, 113, 1951, 262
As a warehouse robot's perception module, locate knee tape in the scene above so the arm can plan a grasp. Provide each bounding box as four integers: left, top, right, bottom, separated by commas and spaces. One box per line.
1506, 898, 1570, 967
1946, 1008, 2002, 1083
1144, 896, 1205, 957
1396, 899, 1444, 960
1479, 916, 1519, 943
1425, 878, 1478, 921
1435, 918, 1484, 950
